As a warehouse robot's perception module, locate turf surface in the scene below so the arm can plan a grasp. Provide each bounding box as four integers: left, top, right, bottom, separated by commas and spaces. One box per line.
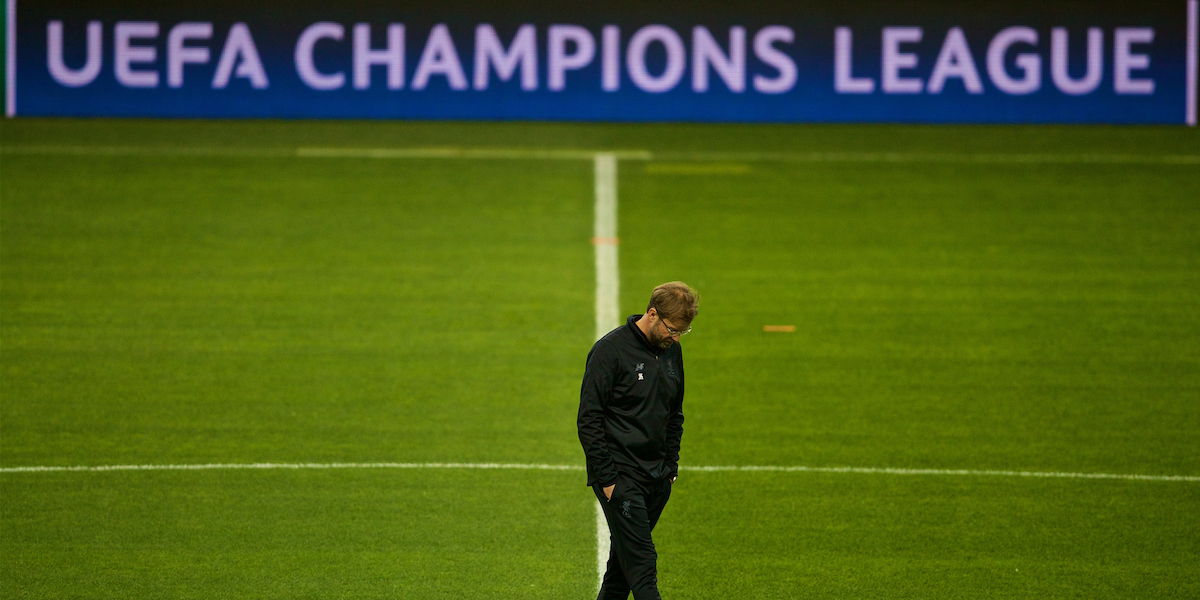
2, 119, 1198, 598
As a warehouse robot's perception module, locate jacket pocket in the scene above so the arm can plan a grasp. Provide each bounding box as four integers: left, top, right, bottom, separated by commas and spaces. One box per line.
605, 476, 619, 503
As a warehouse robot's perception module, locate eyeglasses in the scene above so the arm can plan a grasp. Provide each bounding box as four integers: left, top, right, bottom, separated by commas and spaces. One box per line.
659, 317, 692, 337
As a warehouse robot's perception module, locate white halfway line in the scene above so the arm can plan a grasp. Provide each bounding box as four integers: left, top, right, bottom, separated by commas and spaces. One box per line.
593, 153, 620, 347
592, 152, 621, 589
0, 462, 1195, 482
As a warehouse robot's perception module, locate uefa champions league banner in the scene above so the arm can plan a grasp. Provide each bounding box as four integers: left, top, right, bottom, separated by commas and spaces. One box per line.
5, 0, 1198, 123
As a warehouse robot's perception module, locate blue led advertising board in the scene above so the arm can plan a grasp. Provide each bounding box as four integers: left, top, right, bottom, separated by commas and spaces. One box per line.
5, 0, 1198, 123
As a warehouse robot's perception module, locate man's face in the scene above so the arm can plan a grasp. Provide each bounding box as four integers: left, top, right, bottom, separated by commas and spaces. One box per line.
649, 310, 688, 349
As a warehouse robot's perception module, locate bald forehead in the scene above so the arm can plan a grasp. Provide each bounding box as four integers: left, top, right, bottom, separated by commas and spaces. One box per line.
659, 314, 690, 329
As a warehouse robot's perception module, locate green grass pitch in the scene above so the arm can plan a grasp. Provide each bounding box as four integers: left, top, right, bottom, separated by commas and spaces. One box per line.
2, 119, 1198, 598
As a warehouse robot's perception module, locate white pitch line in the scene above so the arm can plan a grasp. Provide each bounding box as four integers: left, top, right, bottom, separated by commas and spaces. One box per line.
298, 147, 651, 161
0, 145, 295, 157
0, 462, 1195, 482
594, 499, 610, 590
0, 462, 585, 473
0, 146, 650, 160
683, 465, 1200, 482
593, 153, 620, 342
592, 152, 620, 590
3, 146, 1200, 165
649, 150, 1200, 165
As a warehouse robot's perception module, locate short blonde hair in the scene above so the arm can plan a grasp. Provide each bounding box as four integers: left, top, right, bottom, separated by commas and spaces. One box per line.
647, 281, 700, 324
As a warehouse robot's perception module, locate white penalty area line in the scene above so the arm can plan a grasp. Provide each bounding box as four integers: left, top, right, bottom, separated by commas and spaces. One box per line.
0, 462, 1195, 482
3, 145, 1199, 165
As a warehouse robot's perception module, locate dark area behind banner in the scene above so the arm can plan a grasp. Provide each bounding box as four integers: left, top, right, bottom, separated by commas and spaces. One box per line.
6, 0, 1198, 123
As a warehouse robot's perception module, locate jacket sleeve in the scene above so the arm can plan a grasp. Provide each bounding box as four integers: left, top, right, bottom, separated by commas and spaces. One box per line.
577, 340, 620, 486
663, 352, 685, 480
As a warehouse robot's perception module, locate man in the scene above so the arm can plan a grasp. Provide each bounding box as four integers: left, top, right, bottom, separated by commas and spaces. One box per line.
577, 281, 699, 600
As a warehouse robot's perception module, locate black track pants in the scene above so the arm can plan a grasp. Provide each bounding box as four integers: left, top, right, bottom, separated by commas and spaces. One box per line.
592, 475, 673, 600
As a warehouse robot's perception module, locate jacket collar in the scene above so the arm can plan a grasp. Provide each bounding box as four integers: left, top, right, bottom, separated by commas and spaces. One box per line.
626, 313, 664, 355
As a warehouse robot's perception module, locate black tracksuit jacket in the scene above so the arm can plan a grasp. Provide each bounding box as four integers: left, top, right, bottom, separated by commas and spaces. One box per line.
577, 314, 685, 487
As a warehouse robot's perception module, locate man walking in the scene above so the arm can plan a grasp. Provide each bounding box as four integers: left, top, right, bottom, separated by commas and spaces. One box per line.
578, 281, 699, 600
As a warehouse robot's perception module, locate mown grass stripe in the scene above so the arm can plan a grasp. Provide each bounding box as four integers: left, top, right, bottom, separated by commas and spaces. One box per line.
2, 462, 1195, 481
